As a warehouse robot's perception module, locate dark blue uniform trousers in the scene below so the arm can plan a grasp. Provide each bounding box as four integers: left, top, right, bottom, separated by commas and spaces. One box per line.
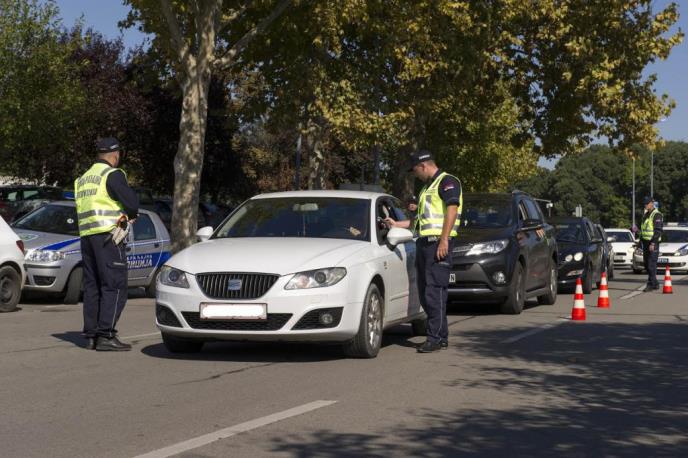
81, 232, 128, 338
416, 237, 454, 344
642, 240, 660, 288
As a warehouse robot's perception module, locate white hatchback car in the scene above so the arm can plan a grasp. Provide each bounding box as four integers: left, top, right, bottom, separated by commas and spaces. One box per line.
156, 190, 426, 358
605, 228, 636, 267
632, 225, 688, 274
0, 216, 26, 312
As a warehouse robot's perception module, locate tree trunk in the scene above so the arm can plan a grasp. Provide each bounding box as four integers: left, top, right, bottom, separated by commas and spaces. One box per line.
306, 121, 326, 190
170, 66, 212, 253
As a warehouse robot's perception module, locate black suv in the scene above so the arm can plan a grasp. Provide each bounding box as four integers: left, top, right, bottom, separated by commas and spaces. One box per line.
449, 191, 558, 314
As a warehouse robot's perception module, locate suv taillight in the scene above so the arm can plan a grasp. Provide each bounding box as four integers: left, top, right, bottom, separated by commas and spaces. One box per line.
16, 240, 25, 254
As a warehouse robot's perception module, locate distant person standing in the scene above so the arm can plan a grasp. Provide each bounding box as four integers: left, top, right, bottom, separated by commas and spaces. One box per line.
640, 196, 663, 292
385, 150, 462, 353
75, 137, 139, 350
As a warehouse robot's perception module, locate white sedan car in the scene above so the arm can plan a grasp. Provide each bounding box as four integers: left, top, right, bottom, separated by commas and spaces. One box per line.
632, 225, 688, 274
1, 216, 26, 312
605, 228, 636, 267
156, 190, 426, 358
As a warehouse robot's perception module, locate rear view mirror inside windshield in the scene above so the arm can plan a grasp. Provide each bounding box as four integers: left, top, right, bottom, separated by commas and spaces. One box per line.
293, 203, 319, 212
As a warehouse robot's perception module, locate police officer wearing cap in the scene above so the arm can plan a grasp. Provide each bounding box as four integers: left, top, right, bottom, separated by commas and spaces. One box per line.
640, 196, 663, 292
386, 150, 462, 353
75, 137, 139, 350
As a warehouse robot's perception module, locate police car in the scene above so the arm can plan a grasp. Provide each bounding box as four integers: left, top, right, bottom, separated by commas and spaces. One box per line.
0, 216, 25, 312
12, 201, 170, 303
632, 224, 688, 274
155, 190, 425, 358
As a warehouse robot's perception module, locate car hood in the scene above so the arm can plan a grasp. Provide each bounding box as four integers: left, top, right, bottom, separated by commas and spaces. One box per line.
611, 242, 635, 251
12, 229, 80, 252
659, 242, 688, 254
167, 237, 370, 276
454, 227, 513, 244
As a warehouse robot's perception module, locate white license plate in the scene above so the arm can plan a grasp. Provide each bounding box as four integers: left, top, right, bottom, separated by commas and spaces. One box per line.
199, 303, 267, 320
658, 258, 669, 264
449, 273, 456, 283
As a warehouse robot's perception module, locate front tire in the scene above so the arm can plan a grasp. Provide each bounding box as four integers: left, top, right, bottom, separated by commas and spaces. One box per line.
343, 283, 383, 358
537, 261, 558, 305
0, 266, 21, 312
63, 267, 83, 304
501, 263, 525, 314
582, 265, 593, 294
162, 333, 204, 353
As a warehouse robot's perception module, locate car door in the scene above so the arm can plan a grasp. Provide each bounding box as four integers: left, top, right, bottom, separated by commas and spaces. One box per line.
373, 197, 413, 321
516, 200, 540, 291
127, 214, 162, 285
584, 220, 603, 280
522, 197, 549, 289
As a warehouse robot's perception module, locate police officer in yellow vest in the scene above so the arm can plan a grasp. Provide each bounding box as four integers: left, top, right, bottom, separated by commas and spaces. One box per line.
75, 137, 139, 351
386, 150, 462, 353
640, 196, 663, 292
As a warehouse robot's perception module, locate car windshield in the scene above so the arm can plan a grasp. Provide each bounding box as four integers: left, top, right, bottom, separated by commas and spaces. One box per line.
12, 204, 79, 236
606, 231, 634, 242
460, 197, 513, 228
663, 230, 688, 244
553, 222, 585, 243
213, 197, 370, 241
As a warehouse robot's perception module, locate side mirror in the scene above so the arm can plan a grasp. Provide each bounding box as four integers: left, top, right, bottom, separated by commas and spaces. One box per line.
196, 226, 214, 242
386, 227, 414, 246
606, 236, 614, 243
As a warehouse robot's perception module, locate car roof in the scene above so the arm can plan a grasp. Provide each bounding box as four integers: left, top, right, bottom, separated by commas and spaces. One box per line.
251, 190, 392, 200
463, 192, 513, 200
606, 228, 632, 232
664, 226, 688, 231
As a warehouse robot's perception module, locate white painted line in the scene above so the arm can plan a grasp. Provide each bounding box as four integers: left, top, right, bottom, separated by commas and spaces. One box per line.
620, 291, 643, 300
132, 400, 337, 458
501, 320, 566, 344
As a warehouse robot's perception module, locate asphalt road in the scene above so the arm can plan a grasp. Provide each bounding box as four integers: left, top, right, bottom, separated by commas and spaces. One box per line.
2, 269, 687, 458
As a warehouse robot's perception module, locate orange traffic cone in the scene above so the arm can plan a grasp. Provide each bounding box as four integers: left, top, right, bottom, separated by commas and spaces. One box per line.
571, 277, 586, 321
663, 266, 673, 294
597, 271, 610, 308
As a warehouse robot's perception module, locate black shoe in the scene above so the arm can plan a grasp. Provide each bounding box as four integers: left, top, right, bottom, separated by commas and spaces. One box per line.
643, 286, 654, 292
440, 340, 449, 350
653, 285, 660, 290
417, 341, 442, 353
96, 336, 132, 351
85, 337, 96, 350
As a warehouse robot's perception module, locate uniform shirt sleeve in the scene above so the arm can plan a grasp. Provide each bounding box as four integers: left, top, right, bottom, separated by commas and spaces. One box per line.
438, 176, 462, 206
106, 170, 139, 219
651, 212, 663, 243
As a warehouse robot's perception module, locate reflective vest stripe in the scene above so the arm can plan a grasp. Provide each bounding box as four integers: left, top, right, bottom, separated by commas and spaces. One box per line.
77, 209, 123, 220
78, 219, 121, 233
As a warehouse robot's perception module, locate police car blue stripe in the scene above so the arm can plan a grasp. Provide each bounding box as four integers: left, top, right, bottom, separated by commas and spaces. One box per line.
40, 238, 80, 251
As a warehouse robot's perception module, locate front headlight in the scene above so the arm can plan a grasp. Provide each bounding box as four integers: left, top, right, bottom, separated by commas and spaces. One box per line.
465, 239, 509, 256
564, 252, 583, 263
158, 265, 190, 288
25, 250, 65, 263
677, 245, 688, 257
285, 267, 347, 290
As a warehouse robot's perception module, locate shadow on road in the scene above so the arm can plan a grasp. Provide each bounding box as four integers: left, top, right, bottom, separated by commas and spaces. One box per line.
140, 325, 419, 363
267, 321, 688, 457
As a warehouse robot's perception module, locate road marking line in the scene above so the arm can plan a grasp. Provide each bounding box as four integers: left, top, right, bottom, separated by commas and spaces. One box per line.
501, 320, 567, 344
620, 283, 646, 300
132, 400, 337, 458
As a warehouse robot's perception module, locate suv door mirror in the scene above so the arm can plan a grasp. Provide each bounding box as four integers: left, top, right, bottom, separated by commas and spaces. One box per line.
606, 236, 615, 243
386, 227, 414, 246
196, 226, 214, 242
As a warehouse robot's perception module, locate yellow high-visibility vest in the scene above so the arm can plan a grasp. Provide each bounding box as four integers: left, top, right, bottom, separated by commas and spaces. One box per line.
640, 208, 661, 242
416, 172, 462, 237
74, 163, 126, 237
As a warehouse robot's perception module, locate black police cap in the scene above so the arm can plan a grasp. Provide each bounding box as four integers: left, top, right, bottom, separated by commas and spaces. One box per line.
406, 150, 433, 171
96, 137, 121, 152
643, 196, 654, 205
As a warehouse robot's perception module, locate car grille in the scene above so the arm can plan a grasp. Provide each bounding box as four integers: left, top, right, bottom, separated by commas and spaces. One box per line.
156, 304, 182, 328
195, 272, 279, 299
181, 312, 292, 331
292, 307, 344, 330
